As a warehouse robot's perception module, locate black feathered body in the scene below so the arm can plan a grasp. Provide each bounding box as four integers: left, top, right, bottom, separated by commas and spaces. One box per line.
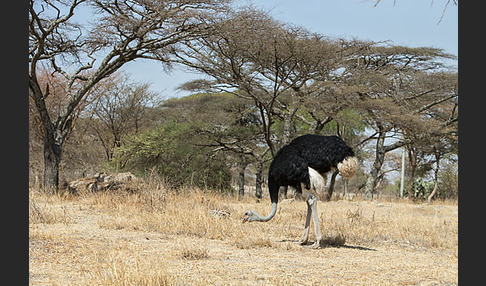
268, 134, 355, 204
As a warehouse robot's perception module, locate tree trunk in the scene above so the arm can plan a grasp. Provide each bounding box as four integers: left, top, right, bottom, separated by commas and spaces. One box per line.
325, 170, 339, 201
427, 150, 441, 203
364, 131, 386, 200
43, 139, 62, 193
30, 79, 71, 193
41, 118, 73, 193
427, 178, 439, 203
255, 162, 264, 199
282, 113, 293, 145
237, 159, 246, 200
281, 104, 299, 145
407, 148, 417, 198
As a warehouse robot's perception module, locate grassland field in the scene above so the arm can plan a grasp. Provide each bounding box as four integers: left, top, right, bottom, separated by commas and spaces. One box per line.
29, 181, 457, 285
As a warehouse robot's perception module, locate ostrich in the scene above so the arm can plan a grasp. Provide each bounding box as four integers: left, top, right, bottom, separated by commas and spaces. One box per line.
242, 134, 358, 248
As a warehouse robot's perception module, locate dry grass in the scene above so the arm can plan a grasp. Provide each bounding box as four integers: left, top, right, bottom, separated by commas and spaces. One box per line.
180, 243, 210, 260
29, 182, 458, 285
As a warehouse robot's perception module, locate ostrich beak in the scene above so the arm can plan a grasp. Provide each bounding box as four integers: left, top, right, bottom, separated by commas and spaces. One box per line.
242, 215, 249, 223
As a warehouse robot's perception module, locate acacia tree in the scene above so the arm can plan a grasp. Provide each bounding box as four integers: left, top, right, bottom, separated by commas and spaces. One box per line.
344, 45, 458, 200
29, 0, 229, 191
173, 8, 285, 154
174, 8, 369, 154
174, 8, 365, 199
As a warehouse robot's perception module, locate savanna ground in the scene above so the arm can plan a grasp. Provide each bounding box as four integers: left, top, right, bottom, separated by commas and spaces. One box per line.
29, 181, 458, 285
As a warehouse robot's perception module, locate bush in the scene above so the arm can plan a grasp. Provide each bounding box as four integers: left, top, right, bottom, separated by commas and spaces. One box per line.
110, 122, 233, 192
437, 162, 458, 200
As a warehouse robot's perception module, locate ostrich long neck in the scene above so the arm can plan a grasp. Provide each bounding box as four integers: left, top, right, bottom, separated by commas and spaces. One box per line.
253, 202, 278, 222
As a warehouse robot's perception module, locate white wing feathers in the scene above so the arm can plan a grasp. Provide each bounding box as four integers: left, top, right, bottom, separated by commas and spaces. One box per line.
308, 167, 327, 194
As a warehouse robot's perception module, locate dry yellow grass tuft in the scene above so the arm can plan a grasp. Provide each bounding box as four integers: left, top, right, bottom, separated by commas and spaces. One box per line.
29, 189, 75, 225
29, 182, 458, 285
180, 243, 210, 260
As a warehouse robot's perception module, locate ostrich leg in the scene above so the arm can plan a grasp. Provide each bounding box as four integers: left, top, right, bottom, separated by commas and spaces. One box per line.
297, 198, 312, 245
306, 194, 323, 249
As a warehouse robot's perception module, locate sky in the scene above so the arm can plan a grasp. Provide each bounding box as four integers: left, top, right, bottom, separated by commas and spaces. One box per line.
120, 0, 458, 98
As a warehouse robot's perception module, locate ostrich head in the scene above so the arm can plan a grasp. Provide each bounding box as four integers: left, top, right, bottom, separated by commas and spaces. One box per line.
242, 210, 258, 223
242, 202, 278, 223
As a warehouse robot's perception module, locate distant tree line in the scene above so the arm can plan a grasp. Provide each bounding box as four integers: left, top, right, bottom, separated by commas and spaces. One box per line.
29, 0, 457, 200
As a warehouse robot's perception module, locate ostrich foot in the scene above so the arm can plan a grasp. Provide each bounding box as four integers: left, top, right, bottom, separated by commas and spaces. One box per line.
297, 227, 310, 245
296, 238, 308, 245
303, 240, 322, 249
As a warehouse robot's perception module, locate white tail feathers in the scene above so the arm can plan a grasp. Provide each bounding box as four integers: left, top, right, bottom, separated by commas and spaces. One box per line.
337, 156, 358, 179
308, 167, 327, 195
307, 157, 358, 195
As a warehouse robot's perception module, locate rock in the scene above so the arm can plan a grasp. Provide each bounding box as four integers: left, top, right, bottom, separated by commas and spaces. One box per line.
94, 172, 113, 183
209, 209, 231, 218
112, 172, 136, 182
66, 172, 139, 194
67, 177, 97, 194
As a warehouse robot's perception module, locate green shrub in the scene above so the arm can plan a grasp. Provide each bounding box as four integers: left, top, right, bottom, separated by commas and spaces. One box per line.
111, 122, 233, 192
